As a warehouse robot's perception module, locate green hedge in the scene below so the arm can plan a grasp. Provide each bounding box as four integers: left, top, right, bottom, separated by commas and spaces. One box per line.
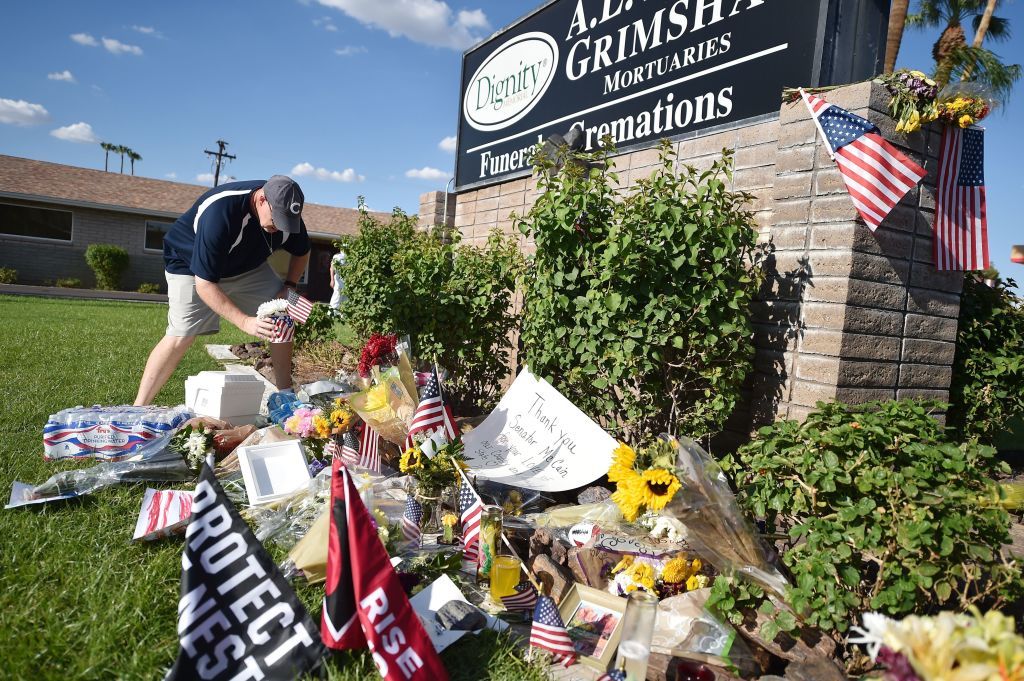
84, 244, 129, 290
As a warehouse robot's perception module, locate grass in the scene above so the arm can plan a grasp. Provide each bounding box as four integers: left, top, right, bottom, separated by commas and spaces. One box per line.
0, 295, 547, 680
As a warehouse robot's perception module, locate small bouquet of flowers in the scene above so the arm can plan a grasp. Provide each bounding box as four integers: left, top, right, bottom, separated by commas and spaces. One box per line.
851, 609, 1024, 681
608, 439, 683, 522
878, 69, 939, 133
256, 299, 293, 343
170, 424, 215, 472
609, 553, 711, 599
282, 406, 334, 476
935, 82, 993, 128
358, 332, 398, 378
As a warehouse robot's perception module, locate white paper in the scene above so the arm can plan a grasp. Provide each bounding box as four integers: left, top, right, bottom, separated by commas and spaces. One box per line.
462, 367, 617, 492
132, 488, 194, 541
408, 575, 508, 653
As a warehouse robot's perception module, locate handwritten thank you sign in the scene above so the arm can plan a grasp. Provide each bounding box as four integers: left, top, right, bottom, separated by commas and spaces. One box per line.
462, 367, 616, 492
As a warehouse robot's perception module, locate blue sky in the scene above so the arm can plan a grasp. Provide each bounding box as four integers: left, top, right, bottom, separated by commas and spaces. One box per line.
0, 0, 1020, 276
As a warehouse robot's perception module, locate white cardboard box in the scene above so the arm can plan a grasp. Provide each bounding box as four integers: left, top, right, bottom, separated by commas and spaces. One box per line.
236, 440, 311, 506
185, 371, 265, 422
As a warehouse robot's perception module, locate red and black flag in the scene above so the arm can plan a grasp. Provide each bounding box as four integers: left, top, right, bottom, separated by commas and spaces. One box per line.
321, 458, 448, 681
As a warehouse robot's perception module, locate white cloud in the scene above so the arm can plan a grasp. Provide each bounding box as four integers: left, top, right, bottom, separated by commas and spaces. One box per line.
291, 161, 364, 183
47, 70, 76, 83
50, 122, 99, 143
438, 135, 457, 153
0, 98, 50, 126
196, 173, 216, 185
405, 166, 450, 180
315, 0, 490, 50
102, 37, 143, 55
131, 25, 163, 37
71, 32, 98, 46
313, 16, 338, 31
165, 172, 177, 179
334, 45, 367, 56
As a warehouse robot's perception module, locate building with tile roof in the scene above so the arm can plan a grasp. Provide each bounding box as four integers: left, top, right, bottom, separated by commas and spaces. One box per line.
0, 154, 384, 300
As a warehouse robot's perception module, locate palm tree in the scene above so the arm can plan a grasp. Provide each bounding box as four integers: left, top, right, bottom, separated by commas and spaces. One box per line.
908, 0, 1020, 101
885, 0, 912, 74
100, 142, 115, 172
117, 145, 128, 174
128, 150, 141, 176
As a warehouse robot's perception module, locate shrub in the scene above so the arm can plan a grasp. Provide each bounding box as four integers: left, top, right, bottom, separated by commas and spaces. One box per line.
56, 278, 82, 288
339, 200, 524, 413
137, 282, 160, 294
84, 244, 129, 290
517, 140, 762, 443
715, 400, 1023, 638
948, 273, 1024, 445
293, 302, 338, 348
0, 267, 16, 284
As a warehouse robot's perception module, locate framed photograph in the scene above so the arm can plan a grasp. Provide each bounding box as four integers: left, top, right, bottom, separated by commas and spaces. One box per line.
558, 583, 627, 672
236, 440, 311, 506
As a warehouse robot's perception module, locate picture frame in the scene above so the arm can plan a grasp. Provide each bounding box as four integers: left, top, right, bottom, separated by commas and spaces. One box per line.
236, 440, 311, 506
557, 583, 627, 672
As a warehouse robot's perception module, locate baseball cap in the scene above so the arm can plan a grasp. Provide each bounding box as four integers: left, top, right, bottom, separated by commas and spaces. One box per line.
263, 175, 305, 234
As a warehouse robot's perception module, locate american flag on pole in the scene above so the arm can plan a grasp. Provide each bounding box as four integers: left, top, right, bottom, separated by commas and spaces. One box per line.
404, 368, 457, 449
358, 424, 380, 473
500, 582, 539, 612
286, 289, 314, 324
457, 471, 483, 572
934, 126, 989, 271
401, 494, 422, 545
596, 671, 626, 681
530, 596, 577, 668
802, 89, 926, 231
340, 431, 360, 467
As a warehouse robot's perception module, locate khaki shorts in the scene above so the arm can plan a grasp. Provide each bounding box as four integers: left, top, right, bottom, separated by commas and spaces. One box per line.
165, 263, 282, 336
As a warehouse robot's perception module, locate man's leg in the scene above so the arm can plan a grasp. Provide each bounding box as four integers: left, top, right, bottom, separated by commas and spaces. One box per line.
268, 342, 293, 391
134, 335, 196, 405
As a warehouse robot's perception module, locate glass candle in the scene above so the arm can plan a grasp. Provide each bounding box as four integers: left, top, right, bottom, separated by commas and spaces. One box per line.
615, 591, 659, 681
489, 555, 521, 601
478, 505, 503, 580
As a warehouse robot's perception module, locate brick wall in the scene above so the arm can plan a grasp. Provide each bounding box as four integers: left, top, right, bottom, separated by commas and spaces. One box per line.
420, 81, 962, 437
0, 199, 168, 290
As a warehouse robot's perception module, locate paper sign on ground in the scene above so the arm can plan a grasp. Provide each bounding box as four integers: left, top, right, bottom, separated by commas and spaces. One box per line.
132, 488, 193, 541
408, 574, 508, 653
462, 367, 616, 492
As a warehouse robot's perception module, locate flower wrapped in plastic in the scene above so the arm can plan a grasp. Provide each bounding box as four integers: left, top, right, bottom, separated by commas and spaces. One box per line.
936, 81, 996, 128
879, 69, 940, 133
349, 366, 416, 446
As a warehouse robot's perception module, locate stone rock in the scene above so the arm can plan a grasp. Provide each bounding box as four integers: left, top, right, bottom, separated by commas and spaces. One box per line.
529, 527, 554, 560
531, 554, 574, 605
435, 600, 486, 631
783, 657, 848, 681
734, 608, 839, 667
577, 486, 612, 505
550, 538, 571, 566
567, 546, 619, 589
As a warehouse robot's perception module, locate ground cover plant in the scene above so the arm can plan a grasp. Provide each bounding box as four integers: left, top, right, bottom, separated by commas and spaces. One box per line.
0, 295, 547, 680
713, 400, 1023, 666
518, 140, 762, 444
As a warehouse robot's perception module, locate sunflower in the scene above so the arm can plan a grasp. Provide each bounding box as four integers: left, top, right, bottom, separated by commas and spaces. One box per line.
330, 408, 353, 432
313, 415, 332, 439
399, 447, 423, 473
661, 556, 691, 584
638, 468, 682, 512
611, 471, 644, 521
607, 442, 637, 483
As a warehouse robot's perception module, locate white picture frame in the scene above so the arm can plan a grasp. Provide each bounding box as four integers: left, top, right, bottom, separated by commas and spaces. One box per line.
236, 440, 311, 506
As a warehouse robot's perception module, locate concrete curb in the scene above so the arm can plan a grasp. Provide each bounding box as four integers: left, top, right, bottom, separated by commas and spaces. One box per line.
0, 283, 167, 303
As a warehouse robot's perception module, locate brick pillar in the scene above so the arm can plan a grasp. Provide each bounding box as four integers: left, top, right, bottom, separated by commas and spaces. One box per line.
417, 190, 455, 231
754, 81, 962, 423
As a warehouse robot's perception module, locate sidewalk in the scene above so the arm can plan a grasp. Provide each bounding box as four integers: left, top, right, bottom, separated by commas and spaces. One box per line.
0, 283, 167, 303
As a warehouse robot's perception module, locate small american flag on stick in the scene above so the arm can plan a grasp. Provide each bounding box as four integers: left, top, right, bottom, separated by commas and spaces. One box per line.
358, 424, 380, 473
457, 471, 483, 572
530, 596, 577, 668
934, 126, 989, 271
500, 583, 539, 612
802, 89, 926, 231
286, 289, 314, 324
405, 368, 457, 450
401, 494, 422, 545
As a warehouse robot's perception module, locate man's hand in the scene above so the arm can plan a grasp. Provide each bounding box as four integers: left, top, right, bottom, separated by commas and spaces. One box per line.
242, 315, 277, 340
275, 285, 291, 300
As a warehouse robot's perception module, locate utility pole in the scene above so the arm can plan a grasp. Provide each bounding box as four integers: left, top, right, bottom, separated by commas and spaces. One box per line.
203, 140, 236, 187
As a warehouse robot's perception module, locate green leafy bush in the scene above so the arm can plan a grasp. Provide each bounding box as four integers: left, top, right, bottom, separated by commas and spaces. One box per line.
293, 302, 338, 348
516, 140, 762, 443
84, 244, 129, 290
339, 202, 524, 413
136, 282, 160, 294
948, 274, 1024, 446
718, 400, 1022, 635
0, 267, 16, 284
56, 278, 82, 288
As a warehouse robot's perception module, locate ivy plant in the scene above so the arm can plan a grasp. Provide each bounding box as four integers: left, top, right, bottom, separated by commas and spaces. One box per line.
517, 139, 762, 443
718, 400, 1023, 636
948, 273, 1024, 446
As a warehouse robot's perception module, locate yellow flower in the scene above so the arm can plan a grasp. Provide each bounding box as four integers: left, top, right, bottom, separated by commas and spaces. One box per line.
313, 415, 332, 439
639, 469, 682, 512
399, 447, 423, 472
330, 409, 352, 432
910, 70, 927, 79
628, 562, 657, 591
364, 383, 390, 413
607, 442, 636, 483
958, 115, 974, 128
442, 513, 458, 527
612, 556, 634, 574
661, 556, 691, 583
686, 574, 709, 590
611, 471, 644, 521
690, 558, 702, 573
895, 118, 905, 133
905, 110, 920, 133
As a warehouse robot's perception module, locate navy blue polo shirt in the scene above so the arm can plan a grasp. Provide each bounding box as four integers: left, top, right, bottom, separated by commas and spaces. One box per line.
163, 180, 311, 282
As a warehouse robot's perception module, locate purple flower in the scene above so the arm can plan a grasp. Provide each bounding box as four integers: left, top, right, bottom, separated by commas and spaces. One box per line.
878, 647, 921, 681
307, 458, 326, 477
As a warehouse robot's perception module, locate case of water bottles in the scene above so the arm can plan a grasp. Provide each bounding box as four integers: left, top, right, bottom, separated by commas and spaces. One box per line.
43, 404, 193, 462
185, 371, 266, 425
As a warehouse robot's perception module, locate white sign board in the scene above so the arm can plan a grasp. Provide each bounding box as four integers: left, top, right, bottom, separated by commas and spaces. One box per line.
462, 367, 616, 492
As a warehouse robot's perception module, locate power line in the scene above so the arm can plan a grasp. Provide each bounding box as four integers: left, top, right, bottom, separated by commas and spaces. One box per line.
203, 140, 236, 187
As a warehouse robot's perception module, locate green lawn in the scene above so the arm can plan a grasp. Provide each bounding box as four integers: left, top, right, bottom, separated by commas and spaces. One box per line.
0, 295, 546, 681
